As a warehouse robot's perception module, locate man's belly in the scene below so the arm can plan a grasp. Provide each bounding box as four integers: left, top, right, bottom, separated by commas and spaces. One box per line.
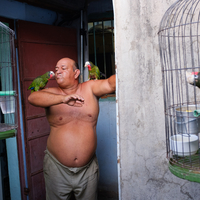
47, 123, 97, 167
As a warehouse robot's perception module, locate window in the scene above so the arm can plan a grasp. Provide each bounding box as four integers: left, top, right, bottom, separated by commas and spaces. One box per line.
88, 20, 115, 79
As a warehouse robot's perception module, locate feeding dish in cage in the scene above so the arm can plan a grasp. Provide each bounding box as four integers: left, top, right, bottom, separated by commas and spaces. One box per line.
170, 134, 199, 157
0, 96, 15, 114
175, 105, 200, 135
0, 91, 15, 114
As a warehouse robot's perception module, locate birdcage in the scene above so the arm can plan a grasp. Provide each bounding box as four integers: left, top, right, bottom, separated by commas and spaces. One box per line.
158, 0, 200, 182
0, 22, 18, 140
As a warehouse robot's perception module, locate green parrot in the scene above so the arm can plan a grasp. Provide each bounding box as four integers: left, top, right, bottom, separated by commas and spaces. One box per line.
28, 71, 55, 93
84, 61, 101, 80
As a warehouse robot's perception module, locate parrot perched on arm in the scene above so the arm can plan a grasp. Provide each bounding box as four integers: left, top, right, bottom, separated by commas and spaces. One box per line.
84, 61, 101, 80
186, 71, 200, 88
28, 71, 55, 93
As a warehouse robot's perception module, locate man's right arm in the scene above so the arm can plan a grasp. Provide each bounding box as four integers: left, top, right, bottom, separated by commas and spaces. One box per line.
28, 88, 84, 108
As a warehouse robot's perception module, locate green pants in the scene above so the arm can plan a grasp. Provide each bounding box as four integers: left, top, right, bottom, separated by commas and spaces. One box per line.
43, 149, 99, 200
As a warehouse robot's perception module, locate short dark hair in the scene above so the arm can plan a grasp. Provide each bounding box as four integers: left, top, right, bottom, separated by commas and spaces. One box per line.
73, 62, 79, 71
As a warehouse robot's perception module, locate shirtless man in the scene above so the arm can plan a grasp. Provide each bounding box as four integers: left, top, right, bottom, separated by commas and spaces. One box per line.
28, 57, 116, 200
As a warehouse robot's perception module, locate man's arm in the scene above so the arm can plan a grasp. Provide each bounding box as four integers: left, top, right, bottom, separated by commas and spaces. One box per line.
91, 74, 116, 97
28, 88, 84, 108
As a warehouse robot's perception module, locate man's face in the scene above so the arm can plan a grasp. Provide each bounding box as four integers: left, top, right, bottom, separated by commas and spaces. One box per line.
55, 58, 75, 87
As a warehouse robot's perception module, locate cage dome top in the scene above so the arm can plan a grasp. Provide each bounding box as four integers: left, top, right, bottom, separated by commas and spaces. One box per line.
159, 0, 200, 37
0, 22, 14, 36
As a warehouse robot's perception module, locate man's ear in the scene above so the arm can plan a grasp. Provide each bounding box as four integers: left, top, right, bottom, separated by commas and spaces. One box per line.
74, 69, 80, 79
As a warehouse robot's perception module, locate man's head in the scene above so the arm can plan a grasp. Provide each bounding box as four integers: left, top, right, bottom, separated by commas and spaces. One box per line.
55, 58, 80, 88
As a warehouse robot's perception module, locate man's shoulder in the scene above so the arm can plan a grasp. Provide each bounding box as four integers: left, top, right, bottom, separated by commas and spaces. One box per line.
79, 80, 97, 94
80, 80, 103, 97
81, 80, 92, 87
80, 80, 98, 90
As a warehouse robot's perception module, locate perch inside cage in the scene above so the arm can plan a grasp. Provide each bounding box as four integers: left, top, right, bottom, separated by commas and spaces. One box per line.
0, 22, 18, 140
158, 0, 200, 182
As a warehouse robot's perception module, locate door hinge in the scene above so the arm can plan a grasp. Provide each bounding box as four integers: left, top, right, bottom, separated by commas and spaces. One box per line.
24, 187, 29, 196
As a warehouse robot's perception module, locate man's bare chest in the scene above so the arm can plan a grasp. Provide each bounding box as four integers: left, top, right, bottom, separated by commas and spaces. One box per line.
46, 96, 99, 126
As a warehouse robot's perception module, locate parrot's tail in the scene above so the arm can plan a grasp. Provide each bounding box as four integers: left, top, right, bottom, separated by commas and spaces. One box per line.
100, 72, 106, 78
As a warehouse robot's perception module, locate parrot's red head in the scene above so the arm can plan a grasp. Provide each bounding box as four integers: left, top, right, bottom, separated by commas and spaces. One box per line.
191, 72, 199, 75
84, 61, 92, 71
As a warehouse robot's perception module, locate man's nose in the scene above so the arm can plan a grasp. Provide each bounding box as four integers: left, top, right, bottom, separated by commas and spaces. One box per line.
56, 68, 62, 74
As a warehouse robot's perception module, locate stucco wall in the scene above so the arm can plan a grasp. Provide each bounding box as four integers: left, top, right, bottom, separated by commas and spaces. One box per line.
113, 0, 200, 199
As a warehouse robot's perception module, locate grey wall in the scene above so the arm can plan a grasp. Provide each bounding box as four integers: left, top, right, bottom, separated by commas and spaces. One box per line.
113, 0, 200, 199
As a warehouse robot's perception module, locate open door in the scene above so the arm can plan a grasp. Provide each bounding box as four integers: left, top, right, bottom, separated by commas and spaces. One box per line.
17, 20, 78, 200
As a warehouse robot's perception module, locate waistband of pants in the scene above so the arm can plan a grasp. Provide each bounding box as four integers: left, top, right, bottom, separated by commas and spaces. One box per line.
45, 148, 96, 173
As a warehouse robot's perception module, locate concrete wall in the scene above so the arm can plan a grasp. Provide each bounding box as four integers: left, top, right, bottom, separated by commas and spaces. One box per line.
113, 0, 200, 199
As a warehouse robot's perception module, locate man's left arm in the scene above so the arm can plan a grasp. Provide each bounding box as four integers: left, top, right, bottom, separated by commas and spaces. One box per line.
91, 74, 116, 97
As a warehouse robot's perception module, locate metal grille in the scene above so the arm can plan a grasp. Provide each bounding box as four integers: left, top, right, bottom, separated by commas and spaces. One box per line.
88, 20, 115, 79
158, 0, 200, 171
0, 22, 17, 138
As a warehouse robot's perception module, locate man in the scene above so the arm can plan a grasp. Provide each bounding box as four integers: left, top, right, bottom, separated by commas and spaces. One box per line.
28, 57, 116, 200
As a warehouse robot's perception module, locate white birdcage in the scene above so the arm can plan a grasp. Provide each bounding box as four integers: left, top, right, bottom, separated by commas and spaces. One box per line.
158, 0, 200, 182
0, 22, 18, 140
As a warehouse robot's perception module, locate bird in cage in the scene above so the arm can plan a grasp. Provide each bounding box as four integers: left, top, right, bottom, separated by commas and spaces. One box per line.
186, 71, 200, 88
84, 61, 102, 80
28, 71, 55, 93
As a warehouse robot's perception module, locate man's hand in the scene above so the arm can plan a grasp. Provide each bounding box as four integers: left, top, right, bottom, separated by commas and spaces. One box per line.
63, 94, 84, 107
28, 88, 84, 108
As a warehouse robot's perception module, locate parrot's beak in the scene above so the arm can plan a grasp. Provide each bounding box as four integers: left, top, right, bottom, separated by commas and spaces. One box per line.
84, 61, 90, 67
84, 63, 89, 68
84, 63, 91, 71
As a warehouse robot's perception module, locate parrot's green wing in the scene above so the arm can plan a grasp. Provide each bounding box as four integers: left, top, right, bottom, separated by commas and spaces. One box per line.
89, 65, 100, 80
28, 71, 54, 93
28, 76, 48, 93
